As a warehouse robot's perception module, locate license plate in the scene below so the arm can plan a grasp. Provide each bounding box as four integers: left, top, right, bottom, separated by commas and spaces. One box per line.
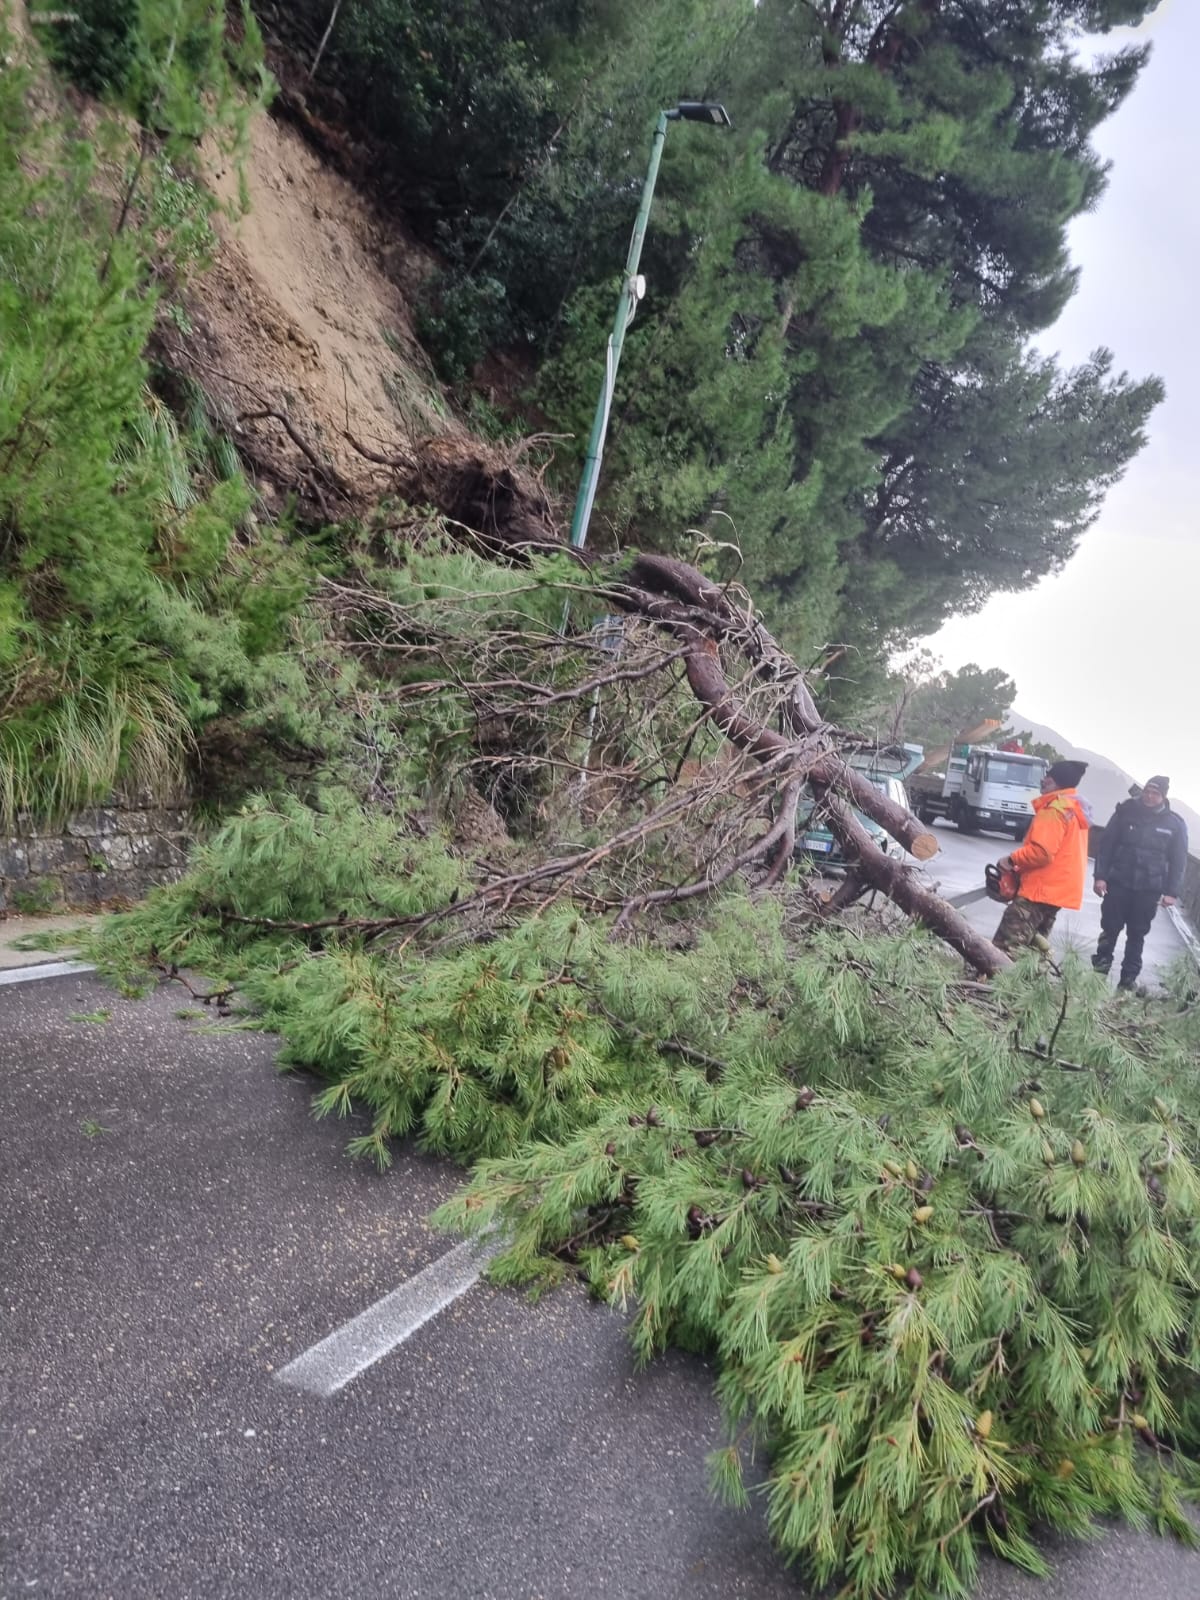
803, 837, 833, 853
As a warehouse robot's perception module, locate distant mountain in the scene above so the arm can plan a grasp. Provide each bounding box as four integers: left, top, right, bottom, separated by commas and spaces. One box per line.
1010, 711, 1200, 840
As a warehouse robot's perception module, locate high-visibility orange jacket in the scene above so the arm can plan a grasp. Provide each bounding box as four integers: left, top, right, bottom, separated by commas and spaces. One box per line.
1010, 788, 1091, 910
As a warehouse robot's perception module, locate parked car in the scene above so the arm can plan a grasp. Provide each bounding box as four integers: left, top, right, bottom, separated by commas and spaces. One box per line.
794, 772, 913, 870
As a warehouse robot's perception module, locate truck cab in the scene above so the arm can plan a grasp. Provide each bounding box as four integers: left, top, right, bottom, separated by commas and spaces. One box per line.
955, 748, 1046, 837
910, 743, 1046, 837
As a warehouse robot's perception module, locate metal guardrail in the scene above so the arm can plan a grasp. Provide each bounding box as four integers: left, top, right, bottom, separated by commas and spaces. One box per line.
1167, 904, 1200, 968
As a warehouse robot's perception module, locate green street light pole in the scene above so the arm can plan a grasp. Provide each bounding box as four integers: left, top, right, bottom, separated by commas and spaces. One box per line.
568, 101, 731, 551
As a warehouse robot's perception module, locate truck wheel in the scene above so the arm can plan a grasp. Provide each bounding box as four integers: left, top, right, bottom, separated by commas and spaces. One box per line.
917, 807, 934, 825
956, 813, 978, 836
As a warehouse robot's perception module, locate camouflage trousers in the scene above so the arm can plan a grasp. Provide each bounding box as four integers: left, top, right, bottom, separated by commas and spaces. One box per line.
993, 896, 1060, 954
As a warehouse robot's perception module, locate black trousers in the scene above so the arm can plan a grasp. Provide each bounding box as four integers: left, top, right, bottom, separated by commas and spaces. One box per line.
1094, 884, 1161, 983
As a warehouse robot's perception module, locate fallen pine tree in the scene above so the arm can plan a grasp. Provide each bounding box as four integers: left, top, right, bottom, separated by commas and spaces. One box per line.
306, 530, 1008, 973
79, 528, 1200, 1595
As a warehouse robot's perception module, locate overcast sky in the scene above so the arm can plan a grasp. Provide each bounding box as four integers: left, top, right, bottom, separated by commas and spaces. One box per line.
926, 0, 1197, 805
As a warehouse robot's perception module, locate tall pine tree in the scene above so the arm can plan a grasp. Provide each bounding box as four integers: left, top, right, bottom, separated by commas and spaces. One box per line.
251, 2, 1163, 683
534, 0, 1163, 670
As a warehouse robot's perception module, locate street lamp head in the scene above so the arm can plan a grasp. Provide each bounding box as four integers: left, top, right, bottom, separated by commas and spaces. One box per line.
668, 102, 732, 128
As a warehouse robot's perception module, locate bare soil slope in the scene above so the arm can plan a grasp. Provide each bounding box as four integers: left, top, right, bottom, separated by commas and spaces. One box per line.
163, 108, 461, 512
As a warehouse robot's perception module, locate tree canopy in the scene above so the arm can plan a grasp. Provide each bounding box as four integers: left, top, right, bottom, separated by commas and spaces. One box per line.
269, 0, 1164, 675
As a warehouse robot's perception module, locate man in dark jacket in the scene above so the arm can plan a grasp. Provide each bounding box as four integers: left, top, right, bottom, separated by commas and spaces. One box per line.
1092, 775, 1189, 989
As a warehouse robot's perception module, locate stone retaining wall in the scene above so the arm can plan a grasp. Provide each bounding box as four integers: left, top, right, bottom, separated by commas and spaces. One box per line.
0, 802, 195, 914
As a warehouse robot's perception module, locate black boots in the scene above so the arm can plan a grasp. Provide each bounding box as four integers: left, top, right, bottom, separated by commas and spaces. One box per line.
1094, 948, 1138, 992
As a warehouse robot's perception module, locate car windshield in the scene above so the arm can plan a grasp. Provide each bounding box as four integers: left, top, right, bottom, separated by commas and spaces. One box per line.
984, 759, 1044, 787
800, 773, 900, 836
849, 752, 907, 777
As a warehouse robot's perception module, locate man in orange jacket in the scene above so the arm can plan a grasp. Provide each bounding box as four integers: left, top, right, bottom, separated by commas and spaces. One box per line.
992, 760, 1090, 955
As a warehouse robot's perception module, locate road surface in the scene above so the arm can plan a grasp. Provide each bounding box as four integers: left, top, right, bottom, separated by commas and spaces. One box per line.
3, 965, 1197, 1599
917, 819, 1187, 983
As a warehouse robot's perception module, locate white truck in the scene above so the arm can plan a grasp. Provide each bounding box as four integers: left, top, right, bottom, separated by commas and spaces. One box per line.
909, 744, 1047, 839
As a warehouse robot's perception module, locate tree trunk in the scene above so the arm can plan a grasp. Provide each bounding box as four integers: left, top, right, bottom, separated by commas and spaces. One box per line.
598, 552, 1014, 965
822, 794, 1011, 976
818, 99, 862, 197
407, 501, 1001, 970
813, 0, 942, 202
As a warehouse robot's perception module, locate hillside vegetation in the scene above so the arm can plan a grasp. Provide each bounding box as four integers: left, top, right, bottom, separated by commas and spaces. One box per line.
2, 0, 1168, 821
8, 4, 1200, 1596
267, 0, 1163, 675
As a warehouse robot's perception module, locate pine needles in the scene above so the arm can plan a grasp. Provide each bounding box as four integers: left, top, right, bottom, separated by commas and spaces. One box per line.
80, 772, 1200, 1595
440, 942, 1200, 1597
63, 519, 1200, 1592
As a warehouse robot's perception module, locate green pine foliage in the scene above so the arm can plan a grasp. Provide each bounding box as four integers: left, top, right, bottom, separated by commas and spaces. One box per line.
21, 3, 1197, 1590
262, 0, 1163, 686
83, 790, 749, 1164
85, 788, 465, 971
87, 792, 1200, 1593
439, 928, 1200, 1596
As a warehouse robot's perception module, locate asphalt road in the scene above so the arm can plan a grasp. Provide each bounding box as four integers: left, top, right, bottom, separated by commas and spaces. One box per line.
917, 819, 1187, 983
4, 968, 1198, 1599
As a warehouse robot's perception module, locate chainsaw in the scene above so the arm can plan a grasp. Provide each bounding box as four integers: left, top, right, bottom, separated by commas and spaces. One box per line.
946, 862, 1020, 910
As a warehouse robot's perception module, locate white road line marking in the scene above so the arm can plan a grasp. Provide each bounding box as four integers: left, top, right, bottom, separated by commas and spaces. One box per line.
274, 1238, 500, 1397
0, 960, 96, 987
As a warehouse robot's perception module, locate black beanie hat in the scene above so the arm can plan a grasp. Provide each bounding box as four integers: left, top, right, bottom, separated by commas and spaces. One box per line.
1046, 759, 1087, 789
1145, 775, 1170, 796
